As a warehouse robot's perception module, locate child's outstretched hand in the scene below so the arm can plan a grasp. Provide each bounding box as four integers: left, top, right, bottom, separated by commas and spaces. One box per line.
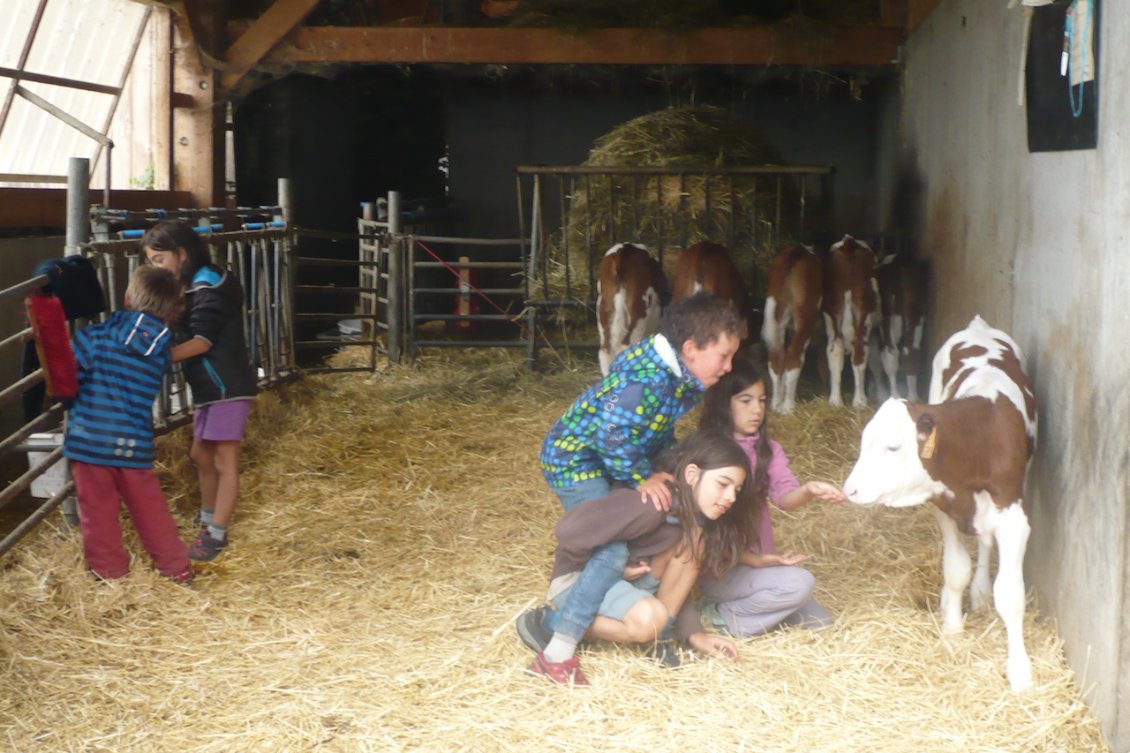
638, 471, 675, 512
804, 480, 847, 504
688, 632, 738, 659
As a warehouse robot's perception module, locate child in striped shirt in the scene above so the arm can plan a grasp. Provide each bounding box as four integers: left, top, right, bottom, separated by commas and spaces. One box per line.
64, 265, 192, 584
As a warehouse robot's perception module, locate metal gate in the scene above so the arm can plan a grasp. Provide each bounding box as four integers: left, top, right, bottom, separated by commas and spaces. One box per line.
515, 164, 836, 363
0, 164, 299, 555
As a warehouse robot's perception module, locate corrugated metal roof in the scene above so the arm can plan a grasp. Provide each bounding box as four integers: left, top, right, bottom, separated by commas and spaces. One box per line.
0, 0, 149, 185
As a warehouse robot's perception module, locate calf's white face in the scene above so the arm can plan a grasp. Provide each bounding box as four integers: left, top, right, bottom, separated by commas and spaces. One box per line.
843, 399, 944, 508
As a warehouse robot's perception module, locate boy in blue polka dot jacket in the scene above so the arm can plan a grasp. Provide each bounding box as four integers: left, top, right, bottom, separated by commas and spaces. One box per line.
523, 292, 746, 683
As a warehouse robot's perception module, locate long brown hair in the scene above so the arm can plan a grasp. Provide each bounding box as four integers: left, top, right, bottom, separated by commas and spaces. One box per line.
668, 429, 761, 577
699, 356, 771, 522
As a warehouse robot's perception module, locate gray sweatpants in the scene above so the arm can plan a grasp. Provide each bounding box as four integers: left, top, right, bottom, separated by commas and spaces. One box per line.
700, 564, 832, 638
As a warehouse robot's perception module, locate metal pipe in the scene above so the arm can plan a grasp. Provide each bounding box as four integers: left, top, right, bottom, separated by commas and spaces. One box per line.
0, 481, 74, 558
515, 165, 833, 176
66, 157, 90, 256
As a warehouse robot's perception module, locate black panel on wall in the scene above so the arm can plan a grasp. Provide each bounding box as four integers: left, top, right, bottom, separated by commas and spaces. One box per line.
1026, 1, 1099, 153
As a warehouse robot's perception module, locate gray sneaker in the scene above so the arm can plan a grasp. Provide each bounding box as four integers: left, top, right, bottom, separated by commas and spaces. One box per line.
516, 606, 553, 653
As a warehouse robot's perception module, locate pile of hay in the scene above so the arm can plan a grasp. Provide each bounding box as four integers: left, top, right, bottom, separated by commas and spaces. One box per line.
0, 347, 1111, 753
540, 107, 817, 306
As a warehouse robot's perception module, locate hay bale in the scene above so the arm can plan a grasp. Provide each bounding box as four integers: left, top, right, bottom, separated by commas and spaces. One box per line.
0, 350, 1112, 753
540, 106, 816, 307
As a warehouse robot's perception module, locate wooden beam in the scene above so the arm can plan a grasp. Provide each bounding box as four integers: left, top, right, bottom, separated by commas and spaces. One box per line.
220, 0, 320, 93
907, 0, 947, 34
247, 25, 904, 67
182, 0, 227, 59
171, 17, 223, 208
879, 0, 908, 29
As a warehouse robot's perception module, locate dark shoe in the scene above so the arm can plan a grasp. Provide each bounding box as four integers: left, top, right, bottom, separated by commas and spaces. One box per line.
516, 606, 553, 653
645, 639, 682, 668
527, 651, 591, 686
188, 530, 228, 562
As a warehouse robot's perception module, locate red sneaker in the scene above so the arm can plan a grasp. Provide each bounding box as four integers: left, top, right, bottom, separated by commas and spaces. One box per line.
527, 651, 591, 686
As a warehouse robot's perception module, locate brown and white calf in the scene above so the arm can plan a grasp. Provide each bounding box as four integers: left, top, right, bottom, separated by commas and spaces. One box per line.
597, 243, 668, 375
823, 235, 879, 409
761, 244, 823, 413
871, 253, 929, 401
843, 315, 1038, 691
671, 241, 749, 309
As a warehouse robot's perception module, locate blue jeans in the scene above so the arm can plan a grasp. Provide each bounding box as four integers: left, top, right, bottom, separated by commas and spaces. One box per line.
543, 477, 629, 641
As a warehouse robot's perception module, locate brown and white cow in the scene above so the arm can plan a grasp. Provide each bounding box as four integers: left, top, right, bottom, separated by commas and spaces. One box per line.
671, 241, 748, 308
671, 240, 752, 350
870, 252, 929, 401
823, 235, 879, 409
843, 315, 1038, 691
596, 243, 668, 376
761, 244, 823, 414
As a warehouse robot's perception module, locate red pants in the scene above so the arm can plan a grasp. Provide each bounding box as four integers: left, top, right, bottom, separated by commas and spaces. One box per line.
71, 461, 191, 582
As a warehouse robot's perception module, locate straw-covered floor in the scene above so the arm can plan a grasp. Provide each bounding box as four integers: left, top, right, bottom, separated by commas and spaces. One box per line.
0, 347, 1110, 753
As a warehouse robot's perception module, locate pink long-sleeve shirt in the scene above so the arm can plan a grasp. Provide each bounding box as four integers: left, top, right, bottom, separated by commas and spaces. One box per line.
734, 433, 799, 556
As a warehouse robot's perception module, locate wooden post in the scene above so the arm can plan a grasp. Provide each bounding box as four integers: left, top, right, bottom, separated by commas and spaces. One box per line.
171, 14, 223, 207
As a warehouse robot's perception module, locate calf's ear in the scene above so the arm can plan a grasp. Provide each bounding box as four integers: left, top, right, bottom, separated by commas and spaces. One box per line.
916, 413, 938, 459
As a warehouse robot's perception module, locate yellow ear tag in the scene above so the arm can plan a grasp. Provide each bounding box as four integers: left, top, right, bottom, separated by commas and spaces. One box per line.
920, 426, 938, 460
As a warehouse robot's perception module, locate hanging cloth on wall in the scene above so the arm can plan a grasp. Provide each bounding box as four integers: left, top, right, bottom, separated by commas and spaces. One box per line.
1010, 0, 1057, 106
1065, 0, 1094, 116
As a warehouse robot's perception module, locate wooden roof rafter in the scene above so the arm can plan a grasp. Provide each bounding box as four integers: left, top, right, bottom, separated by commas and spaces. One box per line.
236, 24, 906, 68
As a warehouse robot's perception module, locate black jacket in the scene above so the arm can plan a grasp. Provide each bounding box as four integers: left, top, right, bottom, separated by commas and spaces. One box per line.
179, 267, 258, 405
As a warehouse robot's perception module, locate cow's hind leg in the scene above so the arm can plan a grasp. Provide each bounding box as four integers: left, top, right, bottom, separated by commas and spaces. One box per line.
932, 506, 970, 634
970, 537, 992, 612
991, 499, 1033, 691
824, 313, 845, 407
781, 304, 818, 414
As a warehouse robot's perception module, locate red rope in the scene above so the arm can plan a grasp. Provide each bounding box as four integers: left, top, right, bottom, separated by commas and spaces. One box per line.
412, 239, 532, 339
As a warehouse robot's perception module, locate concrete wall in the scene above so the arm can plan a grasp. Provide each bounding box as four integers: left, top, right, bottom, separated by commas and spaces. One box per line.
878, 2, 1128, 749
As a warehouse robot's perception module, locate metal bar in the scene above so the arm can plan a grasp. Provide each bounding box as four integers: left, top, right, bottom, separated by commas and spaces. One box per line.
66, 158, 90, 256
0, 405, 64, 458
0, 481, 74, 559
15, 85, 112, 146
407, 235, 525, 246
294, 339, 379, 348
0, 446, 62, 508
295, 257, 380, 267
0, 327, 32, 354
293, 312, 380, 320
413, 314, 521, 322
0, 66, 121, 96
293, 285, 379, 294
411, 288, 522, 295
0, 275, 50, 302
560, 175, 570, 300
0, 369, 44, 409
515, 165, 834, 176
0, 0, 49, 131
410, 261, 522, 270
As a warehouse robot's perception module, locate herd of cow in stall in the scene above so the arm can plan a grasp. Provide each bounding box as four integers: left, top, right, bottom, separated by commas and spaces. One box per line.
595, 236, 1038, 692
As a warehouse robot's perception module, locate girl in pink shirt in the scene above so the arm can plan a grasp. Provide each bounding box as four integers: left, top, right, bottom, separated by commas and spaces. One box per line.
698, 356, 846, 636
